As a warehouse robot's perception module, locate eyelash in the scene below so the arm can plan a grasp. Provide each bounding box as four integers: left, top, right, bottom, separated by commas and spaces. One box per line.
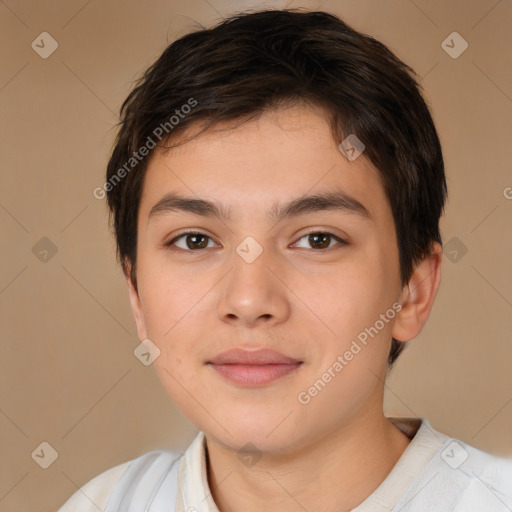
165, 230, 347, 252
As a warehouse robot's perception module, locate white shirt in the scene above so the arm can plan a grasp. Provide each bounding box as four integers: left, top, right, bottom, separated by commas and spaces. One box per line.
59, 417, 512, 511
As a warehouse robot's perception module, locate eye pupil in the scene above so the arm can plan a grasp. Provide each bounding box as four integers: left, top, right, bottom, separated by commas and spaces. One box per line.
309, 233, 330, 249
186, 234, 208, 249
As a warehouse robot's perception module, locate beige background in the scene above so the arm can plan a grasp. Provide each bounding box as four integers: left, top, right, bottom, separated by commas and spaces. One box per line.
1, 0, 511, 510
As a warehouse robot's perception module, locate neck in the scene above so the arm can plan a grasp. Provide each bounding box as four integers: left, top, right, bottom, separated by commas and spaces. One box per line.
205, 410, 412, 512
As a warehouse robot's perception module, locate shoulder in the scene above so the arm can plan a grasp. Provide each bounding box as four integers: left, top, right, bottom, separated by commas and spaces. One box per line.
58, 450, 181, 512
58, 460, 131, 512
450, 440, 512, 509
398, 435, 512, 511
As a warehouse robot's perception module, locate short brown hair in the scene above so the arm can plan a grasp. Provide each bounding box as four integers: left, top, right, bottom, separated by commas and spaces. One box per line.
105, 9, 447, 367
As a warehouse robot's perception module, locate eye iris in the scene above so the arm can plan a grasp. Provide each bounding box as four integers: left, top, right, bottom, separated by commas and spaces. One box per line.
186, 234, 208, 249
309, 233, 330, 249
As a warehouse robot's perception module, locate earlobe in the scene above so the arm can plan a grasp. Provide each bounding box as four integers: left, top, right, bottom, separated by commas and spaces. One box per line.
123, 262, 148, 341
392, 242, 443, 342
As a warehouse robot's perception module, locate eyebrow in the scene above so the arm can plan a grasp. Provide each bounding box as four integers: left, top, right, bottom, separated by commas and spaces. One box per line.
147, 190, 372, 224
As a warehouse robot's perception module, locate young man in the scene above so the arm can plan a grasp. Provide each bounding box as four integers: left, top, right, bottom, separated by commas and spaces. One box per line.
60, 8, 512, 512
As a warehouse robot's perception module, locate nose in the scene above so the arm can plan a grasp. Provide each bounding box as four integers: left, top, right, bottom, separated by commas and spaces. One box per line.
217, 246, 291, 329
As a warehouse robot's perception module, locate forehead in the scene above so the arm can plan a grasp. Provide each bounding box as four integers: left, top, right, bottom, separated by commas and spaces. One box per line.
138, 106, 390, 224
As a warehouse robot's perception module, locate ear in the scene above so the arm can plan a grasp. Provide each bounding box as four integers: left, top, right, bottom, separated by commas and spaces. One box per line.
392, 242, 442, 342
123, 260, 148, 341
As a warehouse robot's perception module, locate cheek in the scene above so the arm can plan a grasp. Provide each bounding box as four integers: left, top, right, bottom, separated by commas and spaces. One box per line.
138, 267, 209, 414
138, 257, 206, 340
298, 245, 398, 376
306, 251, 391, 331
136, 264, 219, 400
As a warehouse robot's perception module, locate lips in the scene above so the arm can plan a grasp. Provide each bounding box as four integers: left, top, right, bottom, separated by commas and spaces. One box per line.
208, 348, 301, 365
207, 348, 303, 387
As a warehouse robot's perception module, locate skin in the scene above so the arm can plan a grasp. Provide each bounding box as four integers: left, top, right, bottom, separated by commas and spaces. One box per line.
125, 104, 442, 511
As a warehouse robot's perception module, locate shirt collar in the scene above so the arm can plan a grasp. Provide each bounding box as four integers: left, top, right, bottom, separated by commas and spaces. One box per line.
176, 430, 220, 512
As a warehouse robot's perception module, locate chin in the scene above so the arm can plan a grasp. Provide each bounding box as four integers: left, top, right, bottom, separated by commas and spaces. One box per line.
204, 409, 308, 455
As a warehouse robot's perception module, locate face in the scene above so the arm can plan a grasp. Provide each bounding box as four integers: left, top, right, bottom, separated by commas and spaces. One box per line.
127, 105, 410, 454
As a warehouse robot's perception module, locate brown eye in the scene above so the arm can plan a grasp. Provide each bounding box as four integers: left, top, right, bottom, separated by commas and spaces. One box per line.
309, 233, 331, 249
294, 232, 346, 250
168, 233, 214, 250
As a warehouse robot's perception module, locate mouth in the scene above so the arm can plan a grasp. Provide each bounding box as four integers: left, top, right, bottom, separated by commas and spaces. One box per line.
207, 348, 303, 387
